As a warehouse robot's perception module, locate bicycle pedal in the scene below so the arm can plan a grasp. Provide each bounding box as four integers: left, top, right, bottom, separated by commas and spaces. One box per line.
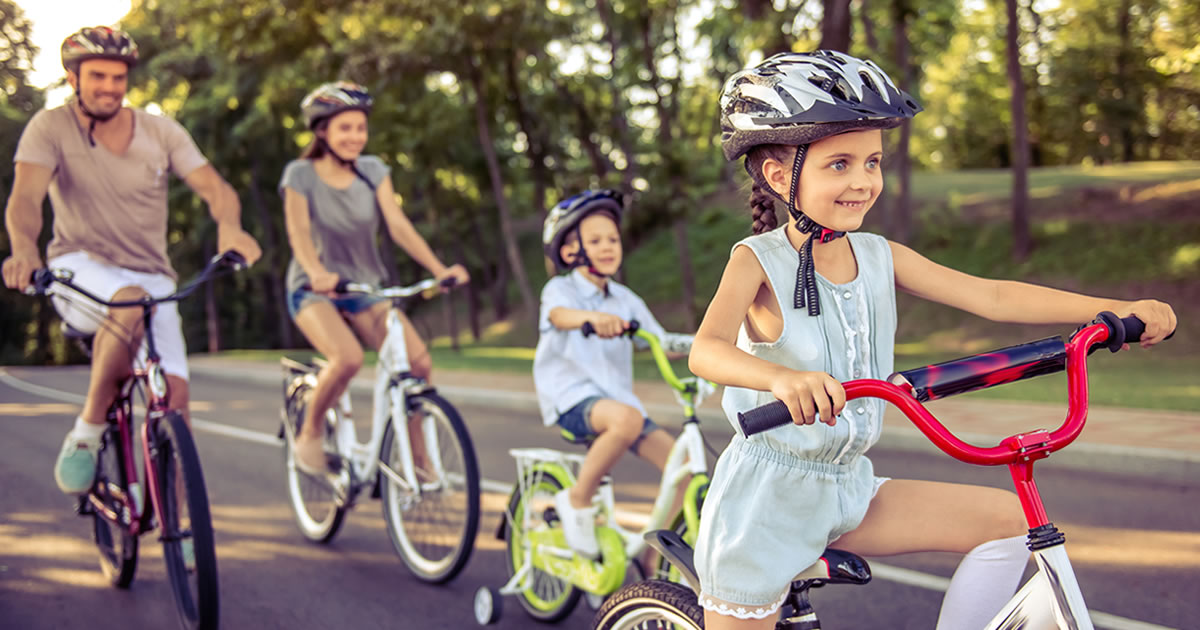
543, 506, 560, 526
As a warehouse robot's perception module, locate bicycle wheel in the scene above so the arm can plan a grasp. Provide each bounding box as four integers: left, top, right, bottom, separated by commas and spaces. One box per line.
593, 580, 705, 630
153, 411, 219, 630
379, 391, 480, 583
91, 425, 138, 587
282, 383, 347, 543
505, 472, 581, 622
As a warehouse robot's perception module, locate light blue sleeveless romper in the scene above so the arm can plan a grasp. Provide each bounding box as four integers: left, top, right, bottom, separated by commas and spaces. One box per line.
694, 227, 898, 618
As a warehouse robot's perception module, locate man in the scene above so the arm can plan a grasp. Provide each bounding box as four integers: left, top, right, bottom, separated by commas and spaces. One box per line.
1, 26, 262, 494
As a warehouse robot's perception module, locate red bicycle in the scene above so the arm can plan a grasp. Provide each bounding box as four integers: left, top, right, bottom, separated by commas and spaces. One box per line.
593, 312, 1171, 630
26, 251, 244, 630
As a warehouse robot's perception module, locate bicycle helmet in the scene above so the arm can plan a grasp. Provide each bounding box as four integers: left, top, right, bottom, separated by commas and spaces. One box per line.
542, 189, 624, 273
719, 51, 920, 316
61, 26, 139, 73
301, 81, 373, 130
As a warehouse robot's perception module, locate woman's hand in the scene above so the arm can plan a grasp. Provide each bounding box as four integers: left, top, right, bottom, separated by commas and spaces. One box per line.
590, 312, 629, 338
309, 269, 340, 295
436, 264, 470, 289
1115, 299, 1177, 347
769, 369, 845, 426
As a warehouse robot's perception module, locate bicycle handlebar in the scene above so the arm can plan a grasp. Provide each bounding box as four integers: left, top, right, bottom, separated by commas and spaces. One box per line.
27, 250, 246, 308
736, 313, 1171, 466
579, 319, 710, 396
311, 276, 459, 300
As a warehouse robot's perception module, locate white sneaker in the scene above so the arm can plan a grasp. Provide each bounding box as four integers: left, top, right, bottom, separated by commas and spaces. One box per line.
554, 489, 599, 560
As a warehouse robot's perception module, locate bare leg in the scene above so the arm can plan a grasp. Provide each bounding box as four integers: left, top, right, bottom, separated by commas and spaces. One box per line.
79, 286, 147, 424
568, 400, 645, 509
292, 301, 363, 443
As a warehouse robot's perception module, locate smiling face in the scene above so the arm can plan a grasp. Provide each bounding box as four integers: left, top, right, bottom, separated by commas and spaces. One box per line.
577, 212, 622, 276
763, 129, 885, 233
318, 109, 369, 160
68, 58, 129, 119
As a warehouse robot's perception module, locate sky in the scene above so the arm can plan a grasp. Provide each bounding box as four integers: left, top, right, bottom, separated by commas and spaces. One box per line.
18, 0, 134, 106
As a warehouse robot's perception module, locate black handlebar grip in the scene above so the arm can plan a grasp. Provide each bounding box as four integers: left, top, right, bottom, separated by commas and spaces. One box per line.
736, 400, 793, 436
29, 269, 54, 294
580, 319, 641, 338
440, 276, 459, 289
334, 279, 352, 293
221, 250, 248, 269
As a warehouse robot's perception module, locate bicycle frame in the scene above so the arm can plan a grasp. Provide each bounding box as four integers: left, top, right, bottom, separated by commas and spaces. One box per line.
735, 319, 1137, 629
295, 278, 449, 502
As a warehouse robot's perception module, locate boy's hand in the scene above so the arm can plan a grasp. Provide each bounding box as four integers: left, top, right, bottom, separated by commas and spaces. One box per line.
590, 313, 629, 338
769, 370, 845, 427
1116, 299, 1177, 347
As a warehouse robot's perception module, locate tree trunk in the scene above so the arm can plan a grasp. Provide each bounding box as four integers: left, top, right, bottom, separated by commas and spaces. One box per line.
467, 56, 536, 321
457, 242, 482, 341
890, 0, 914, 244
204, 239, 220, 353
249, 159, 293, 348
506, 50, 550, 222
820, 0, 853, 52
595, 0, 639, 198
1005, 0, 1033, 260
1116, 0, 1136, 162
557, 78, 611, 180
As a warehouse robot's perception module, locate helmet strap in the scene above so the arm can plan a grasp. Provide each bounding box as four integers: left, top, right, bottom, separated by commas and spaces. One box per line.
73, 90, 120, 147
317, 137, 376, 191
786, 144, 846, 317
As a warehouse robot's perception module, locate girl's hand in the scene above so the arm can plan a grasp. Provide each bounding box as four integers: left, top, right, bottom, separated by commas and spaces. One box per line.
436, 264, 470, 289
769, 370, 846, 426
590, 312, 629, 338
1115, 299, 1177, 347
310, 269, 340, 295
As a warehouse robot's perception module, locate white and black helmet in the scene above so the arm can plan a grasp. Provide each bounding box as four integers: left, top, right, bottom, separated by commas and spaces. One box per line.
719, 50, 921, 161
542, 189, 624, 272
301, 81, 373, 130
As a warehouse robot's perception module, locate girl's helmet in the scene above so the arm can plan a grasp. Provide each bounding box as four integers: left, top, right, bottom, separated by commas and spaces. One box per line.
719, 50, 921, 162
61, 26, 139, 73
542, 189, 624, 272
301, 81, 373, 130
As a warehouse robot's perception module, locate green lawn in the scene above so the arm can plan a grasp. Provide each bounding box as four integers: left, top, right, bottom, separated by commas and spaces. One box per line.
215, 346, 1200, 412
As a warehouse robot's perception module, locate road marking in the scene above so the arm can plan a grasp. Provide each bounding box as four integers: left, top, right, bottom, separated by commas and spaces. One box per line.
0, 368, 1180, 630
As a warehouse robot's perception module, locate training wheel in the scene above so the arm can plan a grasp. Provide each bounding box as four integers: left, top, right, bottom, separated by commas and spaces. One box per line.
474, 586, 502, 625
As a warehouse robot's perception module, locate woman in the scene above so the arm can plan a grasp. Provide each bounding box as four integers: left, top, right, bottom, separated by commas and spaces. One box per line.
281, 81, 469, 473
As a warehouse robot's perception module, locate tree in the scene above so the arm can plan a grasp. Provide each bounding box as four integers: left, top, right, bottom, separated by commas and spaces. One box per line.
1004, 0, 1033, 260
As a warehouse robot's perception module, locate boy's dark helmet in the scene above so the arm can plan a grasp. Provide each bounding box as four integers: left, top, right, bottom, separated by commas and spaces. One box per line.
542, 189, 624, 272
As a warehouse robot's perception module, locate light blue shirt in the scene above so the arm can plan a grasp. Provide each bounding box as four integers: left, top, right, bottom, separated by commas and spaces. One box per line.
533, 269, 667, 426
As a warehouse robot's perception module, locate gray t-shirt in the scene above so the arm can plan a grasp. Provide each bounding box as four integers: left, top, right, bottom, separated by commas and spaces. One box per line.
280, 156, 391, 294
14, 102, 209, 278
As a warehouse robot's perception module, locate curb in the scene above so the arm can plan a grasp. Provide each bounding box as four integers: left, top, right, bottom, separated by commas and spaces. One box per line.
189, 362, 1200, 486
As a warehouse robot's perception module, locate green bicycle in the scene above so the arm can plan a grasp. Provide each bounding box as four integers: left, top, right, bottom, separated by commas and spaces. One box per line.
474, 322, 717, 625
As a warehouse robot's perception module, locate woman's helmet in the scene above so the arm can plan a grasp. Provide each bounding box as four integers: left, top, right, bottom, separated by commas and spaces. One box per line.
719, 50, 921, 161
542, 189, 624, 272
301, 81, 373, 130
61, 26, 139, 73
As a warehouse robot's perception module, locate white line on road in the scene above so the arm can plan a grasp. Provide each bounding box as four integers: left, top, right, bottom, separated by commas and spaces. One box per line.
0, 368, 1179, 630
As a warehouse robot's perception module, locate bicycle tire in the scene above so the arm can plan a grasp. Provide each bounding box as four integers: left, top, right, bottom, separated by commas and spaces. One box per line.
379, 390, 480, 583
505, 472, 581, 622
593, 579, 705, 630
91, 425, 139, 588
153, 411, 220, 630
282, 383, 347, 543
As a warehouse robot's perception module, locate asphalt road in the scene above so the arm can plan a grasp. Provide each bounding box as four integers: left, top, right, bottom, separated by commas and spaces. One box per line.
1, 366, 1196, 629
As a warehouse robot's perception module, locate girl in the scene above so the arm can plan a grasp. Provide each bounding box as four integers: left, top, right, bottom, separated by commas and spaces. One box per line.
690, 51, 1175, 629
281, 81, 469, 474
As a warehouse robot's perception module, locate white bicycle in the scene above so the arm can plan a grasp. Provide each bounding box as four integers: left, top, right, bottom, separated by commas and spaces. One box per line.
593, 312, 1170, 629
280, 277, 480, 584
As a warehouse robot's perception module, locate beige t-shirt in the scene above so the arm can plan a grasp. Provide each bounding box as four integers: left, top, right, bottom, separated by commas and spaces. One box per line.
14, 102, 209, 278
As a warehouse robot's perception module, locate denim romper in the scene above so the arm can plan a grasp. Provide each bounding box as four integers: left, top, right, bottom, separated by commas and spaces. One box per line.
694, 228, 897, 619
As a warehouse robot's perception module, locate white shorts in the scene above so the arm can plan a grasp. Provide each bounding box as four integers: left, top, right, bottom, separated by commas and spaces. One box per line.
47, 251, 189, 380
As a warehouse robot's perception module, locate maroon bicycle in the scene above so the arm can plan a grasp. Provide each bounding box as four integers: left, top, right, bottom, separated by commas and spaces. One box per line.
26, 251, 244, 630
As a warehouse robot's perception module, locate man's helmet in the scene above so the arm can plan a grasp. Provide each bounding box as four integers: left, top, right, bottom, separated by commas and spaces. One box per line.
542, 189, 624, 272
301, 81, 373, 130
61, 26, 138, 73
719, 50, 921, 161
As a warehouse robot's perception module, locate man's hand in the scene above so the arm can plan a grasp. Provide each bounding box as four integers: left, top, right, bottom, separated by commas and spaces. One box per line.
217, 223, 262, 266
2, 252, 43, 292
435, 264, 470, 289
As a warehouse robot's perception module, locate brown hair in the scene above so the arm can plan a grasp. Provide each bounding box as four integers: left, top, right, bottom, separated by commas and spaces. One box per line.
300, 119, 330, 160
744, 143, 797, 234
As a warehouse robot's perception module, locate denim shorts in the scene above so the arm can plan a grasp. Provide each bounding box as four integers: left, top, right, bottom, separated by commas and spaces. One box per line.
556, 395, 661, 453
288, 288, 387, 320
